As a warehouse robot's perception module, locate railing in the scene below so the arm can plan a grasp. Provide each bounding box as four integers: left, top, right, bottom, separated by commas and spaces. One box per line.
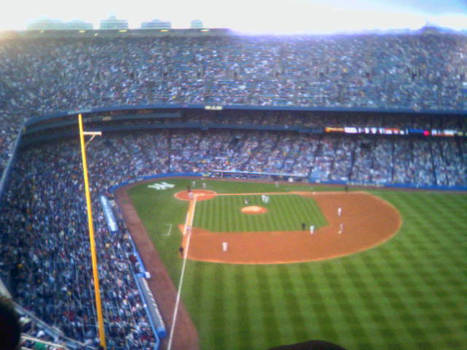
0, 128, 23, 206
14, 302, 94, 350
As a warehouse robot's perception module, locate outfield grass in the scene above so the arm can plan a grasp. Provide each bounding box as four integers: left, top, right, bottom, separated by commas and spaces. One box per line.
128, 179, 466, 350
193, 194, 327, 232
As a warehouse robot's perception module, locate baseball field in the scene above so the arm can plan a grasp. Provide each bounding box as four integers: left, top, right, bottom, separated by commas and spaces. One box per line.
119, 178, 466, 350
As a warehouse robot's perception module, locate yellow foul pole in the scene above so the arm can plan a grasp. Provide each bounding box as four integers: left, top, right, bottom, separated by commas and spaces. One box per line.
78, 114, 107, 349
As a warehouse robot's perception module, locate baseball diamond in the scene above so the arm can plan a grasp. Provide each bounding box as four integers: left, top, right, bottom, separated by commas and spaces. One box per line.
175, 190, 400, 264
118, 178, 466, 350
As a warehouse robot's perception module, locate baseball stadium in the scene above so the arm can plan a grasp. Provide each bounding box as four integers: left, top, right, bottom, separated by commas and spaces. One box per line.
0, 15, 466, 350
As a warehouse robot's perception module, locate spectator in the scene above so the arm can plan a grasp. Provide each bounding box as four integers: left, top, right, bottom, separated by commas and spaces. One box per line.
0, 31, 465, 175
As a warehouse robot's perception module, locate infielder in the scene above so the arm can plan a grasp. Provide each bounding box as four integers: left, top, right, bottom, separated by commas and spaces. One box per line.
338, 223, 344, 234
309, 224, 315, 235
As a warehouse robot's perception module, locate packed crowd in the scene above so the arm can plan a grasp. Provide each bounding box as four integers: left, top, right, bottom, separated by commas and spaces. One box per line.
0, 31, 466, 175
0, 143, 156, 349
0, 30, 465, 347
0, 127, 464, 347
94, 129, 465, 186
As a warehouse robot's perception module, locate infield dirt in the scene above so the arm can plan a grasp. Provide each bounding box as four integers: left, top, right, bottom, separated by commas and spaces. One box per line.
176, 191, 401, 264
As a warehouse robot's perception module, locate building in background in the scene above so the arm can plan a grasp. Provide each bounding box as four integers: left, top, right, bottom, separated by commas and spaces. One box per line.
27, 19, 93, 30
100, 16, 128, 30
190, 19, 204, 29
141, 19, 171, 29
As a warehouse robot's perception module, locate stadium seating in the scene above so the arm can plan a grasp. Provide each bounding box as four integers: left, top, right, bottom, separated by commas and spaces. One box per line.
0, 31, 465, 348
0, 31, 465, 175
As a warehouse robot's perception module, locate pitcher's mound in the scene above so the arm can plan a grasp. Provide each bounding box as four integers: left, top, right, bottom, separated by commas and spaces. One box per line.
241, 206, 268, 215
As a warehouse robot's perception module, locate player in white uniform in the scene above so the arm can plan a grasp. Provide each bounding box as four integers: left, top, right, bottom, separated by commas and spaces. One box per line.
309, 225, 315, 235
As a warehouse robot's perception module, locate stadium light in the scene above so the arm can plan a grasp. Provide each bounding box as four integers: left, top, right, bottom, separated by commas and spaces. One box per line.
78, 114, 106, 349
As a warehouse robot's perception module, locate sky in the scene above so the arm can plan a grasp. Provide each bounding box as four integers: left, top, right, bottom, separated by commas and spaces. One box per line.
0, 0, 465, 33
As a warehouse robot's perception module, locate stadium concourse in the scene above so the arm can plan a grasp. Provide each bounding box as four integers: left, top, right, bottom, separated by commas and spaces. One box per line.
0, 29, 466, 349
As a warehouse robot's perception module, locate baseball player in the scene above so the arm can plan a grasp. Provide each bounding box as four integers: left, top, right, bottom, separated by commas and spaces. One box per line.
309, 224, 315, 235
338, 223, 344, 234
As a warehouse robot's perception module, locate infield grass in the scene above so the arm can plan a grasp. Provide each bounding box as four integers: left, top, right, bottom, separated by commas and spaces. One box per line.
193, 194, 327, 232
128, 179, 466, 350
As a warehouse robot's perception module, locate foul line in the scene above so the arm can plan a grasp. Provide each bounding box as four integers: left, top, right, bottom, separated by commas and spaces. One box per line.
167, 195, 197, 350
163, 223, 173, 236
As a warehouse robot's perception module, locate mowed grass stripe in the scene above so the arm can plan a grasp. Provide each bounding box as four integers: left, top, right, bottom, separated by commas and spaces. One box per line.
299, 264, 340, 343
340, 260, 401, 350
372, 245, 456, 350
280, 196, 298, 229
130, 180, 467, 350
199, 197, 210, 229
295, 197, 309, 229
399, 195, 465, 271
234, 265, 255, 350
368, 191, 465, 348
221, 196, 229, 230
271, 198, 282, 231
283, 196, 302, 229
297, 197, 317, 228
185, 263, 214, 350
251, 196, 263, 232
188, 262, 206, 318
233, 197, 246, 231
354, 255, 419, 349
210, 264, 227, 350
253, 266, 283, 348
276, 265, 309, 342
222, 266, 240, 348
434, 194, 467, 217
361, 254, 432, 349
397, 195, 465, 348
320, 262, 374, 349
